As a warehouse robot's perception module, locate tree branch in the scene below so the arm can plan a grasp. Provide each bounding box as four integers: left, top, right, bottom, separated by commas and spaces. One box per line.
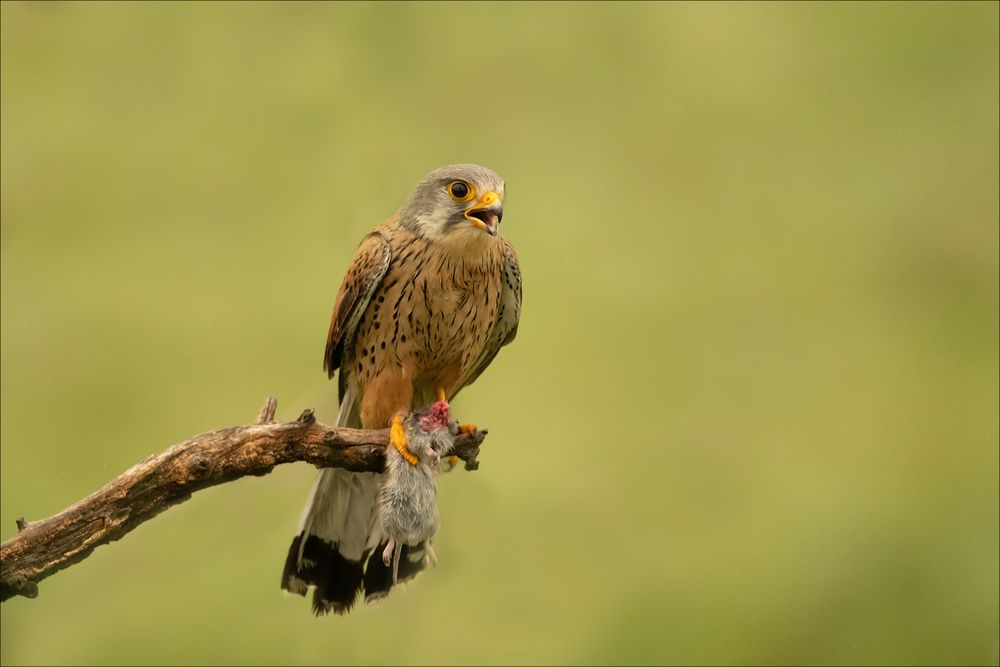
0, 396, 487, 602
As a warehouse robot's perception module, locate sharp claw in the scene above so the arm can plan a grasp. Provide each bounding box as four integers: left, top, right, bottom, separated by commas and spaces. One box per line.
390, 414, 418, 465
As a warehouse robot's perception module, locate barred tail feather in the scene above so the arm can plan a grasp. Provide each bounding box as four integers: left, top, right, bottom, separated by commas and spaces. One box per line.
280, 468, 381, 614
281, 386, 379, 614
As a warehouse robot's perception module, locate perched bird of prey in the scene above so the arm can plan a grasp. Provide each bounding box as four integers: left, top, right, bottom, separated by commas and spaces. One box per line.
281, 164, 522, 615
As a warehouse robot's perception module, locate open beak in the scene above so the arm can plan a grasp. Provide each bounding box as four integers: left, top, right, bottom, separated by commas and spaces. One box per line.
464, 191, 503, 236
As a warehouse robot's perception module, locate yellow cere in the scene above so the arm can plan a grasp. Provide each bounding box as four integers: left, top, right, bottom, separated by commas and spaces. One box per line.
475, 191, 500, 207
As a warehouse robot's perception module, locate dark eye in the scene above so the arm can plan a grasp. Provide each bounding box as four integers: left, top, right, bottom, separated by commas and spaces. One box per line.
448, 180, 473, 202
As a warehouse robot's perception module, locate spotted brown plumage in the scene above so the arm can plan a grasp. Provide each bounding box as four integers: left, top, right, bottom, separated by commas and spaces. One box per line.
282, 164, 521, 614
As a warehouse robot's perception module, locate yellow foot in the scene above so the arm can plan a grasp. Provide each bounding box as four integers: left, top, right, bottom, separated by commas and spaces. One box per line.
436, 387, 447, 402
390, 414, 418, 465
448, 455, 460, 467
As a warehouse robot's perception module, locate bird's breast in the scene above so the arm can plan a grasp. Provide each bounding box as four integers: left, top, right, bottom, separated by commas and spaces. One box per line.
350, 239, 503, 397
408, 258, 501, 379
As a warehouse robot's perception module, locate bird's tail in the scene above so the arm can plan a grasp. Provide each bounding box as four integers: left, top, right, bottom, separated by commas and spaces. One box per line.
280, 387, 431, 615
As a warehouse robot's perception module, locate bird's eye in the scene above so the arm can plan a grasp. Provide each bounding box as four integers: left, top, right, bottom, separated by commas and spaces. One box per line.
448, 180, 474, 203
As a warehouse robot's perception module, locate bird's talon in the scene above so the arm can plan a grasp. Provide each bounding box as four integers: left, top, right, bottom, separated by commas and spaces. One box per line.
459, 423, 478, 435
390, 414, 418, 465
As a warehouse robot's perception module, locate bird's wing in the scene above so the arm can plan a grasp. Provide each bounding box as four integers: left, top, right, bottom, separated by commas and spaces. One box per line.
457, 238, 522, 393
324, 230, 392, 380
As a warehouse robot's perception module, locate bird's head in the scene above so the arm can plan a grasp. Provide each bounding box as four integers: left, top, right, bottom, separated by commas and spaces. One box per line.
400, 164, 506, 245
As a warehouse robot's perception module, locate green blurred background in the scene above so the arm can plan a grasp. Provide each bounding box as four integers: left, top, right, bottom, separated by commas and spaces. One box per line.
1, 2, 997, 665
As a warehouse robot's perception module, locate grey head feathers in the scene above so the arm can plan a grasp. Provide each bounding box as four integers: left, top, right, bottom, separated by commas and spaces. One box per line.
399, 163, 506, 240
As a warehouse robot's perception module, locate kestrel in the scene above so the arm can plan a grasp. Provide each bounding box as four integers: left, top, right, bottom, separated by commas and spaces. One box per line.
281, 164, 522, 614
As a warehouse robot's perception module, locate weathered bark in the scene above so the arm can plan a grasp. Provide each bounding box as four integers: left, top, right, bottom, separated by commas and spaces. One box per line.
0, 396, 486, 602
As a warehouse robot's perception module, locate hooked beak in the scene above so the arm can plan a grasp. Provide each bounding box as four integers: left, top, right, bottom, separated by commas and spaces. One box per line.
464, 191, 503, 236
